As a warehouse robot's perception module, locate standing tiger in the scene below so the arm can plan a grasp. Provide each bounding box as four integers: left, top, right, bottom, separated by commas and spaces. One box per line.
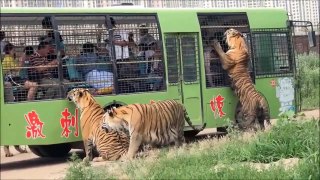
3, 145, 27, 157
212, 28, 270, 130
102, 99, 207, 160
67, 88, 129, 162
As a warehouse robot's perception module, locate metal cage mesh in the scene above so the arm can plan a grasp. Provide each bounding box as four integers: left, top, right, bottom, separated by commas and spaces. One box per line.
251, 28, 294, 78
198, 13, 252, 88
1, 15, 165, 103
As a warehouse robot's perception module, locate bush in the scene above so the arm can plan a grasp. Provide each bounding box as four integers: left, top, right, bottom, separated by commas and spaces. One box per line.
64, 153, 110, 180
67, 117, 319, 179
144, 118, 320, 179
296, 52, 320, 109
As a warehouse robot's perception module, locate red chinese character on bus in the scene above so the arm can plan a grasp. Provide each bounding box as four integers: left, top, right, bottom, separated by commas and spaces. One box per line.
270, 79, 277, 88
60, 108, 79, 138
210, 95, 226, 118
24, 111, 46, 139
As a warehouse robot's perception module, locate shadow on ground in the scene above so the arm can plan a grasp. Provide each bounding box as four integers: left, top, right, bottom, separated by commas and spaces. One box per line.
0, 150, 85, 171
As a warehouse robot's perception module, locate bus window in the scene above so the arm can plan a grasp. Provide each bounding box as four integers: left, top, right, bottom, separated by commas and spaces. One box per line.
197, 13, 253, 88
251, 29, 293, 77
54, 15, 111, 93
1, 15, 65, 103
107, 15, 165, 94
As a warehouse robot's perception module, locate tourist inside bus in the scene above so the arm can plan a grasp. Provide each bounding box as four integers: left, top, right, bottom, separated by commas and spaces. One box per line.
137, 24, 157, 75
28, 41, 69, 99
77, 42, 114, 91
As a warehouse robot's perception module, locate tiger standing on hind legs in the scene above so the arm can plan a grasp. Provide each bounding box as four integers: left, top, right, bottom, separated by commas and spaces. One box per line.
67, 88, 129, 162
101, 99, 207, 160
211, 28, 271, 131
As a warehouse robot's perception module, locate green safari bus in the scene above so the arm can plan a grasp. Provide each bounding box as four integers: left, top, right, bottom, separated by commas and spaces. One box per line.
0, 7, 298, 157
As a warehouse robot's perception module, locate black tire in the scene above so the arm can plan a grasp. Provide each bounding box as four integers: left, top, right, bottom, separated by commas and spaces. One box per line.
29, 143, 71, 157
217, 126, 228, 133
184, 130, 200, 138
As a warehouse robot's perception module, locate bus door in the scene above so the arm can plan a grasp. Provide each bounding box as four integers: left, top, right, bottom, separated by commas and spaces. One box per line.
165, 33, 203, 125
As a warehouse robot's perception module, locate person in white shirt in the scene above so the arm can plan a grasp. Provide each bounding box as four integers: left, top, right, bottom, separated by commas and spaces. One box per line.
106, 17, 130, 61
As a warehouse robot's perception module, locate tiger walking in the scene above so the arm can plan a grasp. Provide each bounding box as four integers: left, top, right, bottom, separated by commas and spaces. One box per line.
102, 99, 207, 160
67, 88, 129, 162
212, 28, 270, 131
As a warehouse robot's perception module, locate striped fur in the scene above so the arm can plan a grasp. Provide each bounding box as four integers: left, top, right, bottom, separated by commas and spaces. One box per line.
212, 28, 270, 130
67, 88, 129, 162
102, 99, 206, 159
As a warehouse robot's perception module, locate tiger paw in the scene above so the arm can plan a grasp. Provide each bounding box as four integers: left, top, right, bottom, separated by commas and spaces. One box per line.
119, 155, 129, 162
5, 153, 13, 157
83, 156, 90, 163
212, 39, 221, 49
82, 158, 91, 166
19, 148, 28, 153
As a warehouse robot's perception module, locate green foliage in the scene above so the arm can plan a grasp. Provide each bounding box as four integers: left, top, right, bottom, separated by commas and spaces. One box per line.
296, 53, 320, 109
64, 153, 111, 180
68, 118, 319, 179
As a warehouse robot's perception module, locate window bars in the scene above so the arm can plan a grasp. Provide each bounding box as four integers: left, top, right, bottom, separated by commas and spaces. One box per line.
1, 15, 165, 103
197, 13, 252, 88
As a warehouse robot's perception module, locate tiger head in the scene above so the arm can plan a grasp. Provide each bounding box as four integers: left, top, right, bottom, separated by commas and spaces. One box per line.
67, 88, 94, 110
224, 28, 245, 49
102, 107, 130, 134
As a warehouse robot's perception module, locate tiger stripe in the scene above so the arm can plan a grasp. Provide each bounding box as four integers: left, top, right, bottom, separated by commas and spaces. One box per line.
102, 99, 206, 159
67, 88, 129, 162
212, 28, 270, 130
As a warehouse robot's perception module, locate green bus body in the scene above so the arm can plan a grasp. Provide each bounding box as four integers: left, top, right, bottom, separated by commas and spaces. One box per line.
0, 7, 295, 146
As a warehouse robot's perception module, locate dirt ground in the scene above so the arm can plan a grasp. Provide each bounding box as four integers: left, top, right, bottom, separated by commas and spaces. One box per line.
1, 109, 319, 180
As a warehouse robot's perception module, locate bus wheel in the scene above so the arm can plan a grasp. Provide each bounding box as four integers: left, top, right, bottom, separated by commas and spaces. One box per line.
184, 130, 200, 138
29, 143, 71, 157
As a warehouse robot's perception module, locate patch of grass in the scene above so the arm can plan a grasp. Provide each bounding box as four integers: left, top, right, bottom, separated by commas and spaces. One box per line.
66, 117, 319, 179
250, 118, 319, 161
145, 119, 319, 179
297, 52, 320, 110
64, 153, 112, 180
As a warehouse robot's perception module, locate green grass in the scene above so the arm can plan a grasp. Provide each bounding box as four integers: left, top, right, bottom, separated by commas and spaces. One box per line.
64, 153, 114, 180
64, 115, 320, 180
296, 52, 320, 110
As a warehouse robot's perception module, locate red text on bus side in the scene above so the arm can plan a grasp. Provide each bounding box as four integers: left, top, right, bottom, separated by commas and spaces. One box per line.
60, 108, 79, 138
24, 111, 46, 139
210, 95, 226, 118
270, 79, 277, 88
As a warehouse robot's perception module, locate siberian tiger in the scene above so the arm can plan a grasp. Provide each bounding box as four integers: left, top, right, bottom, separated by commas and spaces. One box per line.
102, 99, 207, 160
3, 145, 27, 157
67, 88, 129, 162
212, 28, 270, 130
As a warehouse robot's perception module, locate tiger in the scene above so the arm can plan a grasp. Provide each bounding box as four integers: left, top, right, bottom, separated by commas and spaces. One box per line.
211, 28, 270, 131
3, 145, 27, 157
67, 88, 129, 162
101, 99, 207, 160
